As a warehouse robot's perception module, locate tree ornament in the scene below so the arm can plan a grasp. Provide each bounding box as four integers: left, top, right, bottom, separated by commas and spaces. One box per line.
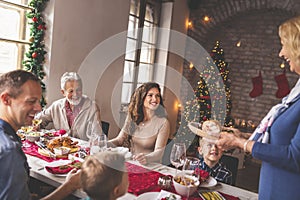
249, 71, 263, 98
37, 24, 44, 30
32, 16, 38, 22
32, 52, 38, 58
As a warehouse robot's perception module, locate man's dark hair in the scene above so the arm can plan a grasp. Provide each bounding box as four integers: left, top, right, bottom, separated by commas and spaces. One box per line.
0, 70, 40, 98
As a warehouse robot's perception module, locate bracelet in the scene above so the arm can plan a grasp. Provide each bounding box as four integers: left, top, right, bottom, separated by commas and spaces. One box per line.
243, 140, 250, 153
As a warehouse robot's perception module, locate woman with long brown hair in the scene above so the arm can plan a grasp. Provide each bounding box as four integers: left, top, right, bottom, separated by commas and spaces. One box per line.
110, 82, 170, 164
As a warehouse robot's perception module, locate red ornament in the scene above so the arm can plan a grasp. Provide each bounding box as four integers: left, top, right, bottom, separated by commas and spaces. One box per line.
32, 52, 38, 58
207, 104, 211, 109
203, 116, 207, 121
32, 17, 38, 22
38, 25, 44, 30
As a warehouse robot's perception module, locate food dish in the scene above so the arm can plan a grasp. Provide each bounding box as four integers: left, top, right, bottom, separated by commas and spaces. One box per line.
200, 176, 217, 188
38, 136, 79, 158
136, 192, 160, 200
188, 122, 219, 140
173, 174, 200, 196
198, 191, 226, 200
38, 146, 79, 158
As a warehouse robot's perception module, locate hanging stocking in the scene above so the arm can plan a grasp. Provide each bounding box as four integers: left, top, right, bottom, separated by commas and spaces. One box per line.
275, 71, 290, 98
249, 71, 263, 98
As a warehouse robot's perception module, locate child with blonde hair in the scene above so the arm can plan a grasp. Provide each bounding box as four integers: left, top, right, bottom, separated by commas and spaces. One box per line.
81, 151, 129, 200
196, 120, 232, 185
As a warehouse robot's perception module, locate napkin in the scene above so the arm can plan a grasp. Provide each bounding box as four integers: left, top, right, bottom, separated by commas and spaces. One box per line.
45, 160, 81, 174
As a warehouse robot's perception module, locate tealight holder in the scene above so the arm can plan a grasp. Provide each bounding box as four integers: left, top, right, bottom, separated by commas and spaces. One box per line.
158, 175, 172, 189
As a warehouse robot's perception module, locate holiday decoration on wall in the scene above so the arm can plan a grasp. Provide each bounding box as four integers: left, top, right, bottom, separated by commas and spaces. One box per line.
249, 71, 263, 98
177, 41, 234, 153
22, 0, 49, 107
275, 70, 290, 98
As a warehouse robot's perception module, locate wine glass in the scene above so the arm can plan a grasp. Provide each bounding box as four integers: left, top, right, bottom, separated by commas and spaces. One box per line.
170, 143, 186, 175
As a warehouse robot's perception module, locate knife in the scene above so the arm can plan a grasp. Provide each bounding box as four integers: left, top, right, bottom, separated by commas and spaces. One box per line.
35, 141, 56, 158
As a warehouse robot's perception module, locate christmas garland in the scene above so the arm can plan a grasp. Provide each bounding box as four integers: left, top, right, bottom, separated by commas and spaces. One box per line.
23, 0, 49, 107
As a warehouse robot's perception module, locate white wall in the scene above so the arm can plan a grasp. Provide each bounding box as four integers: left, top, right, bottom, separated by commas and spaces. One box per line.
164, 0, 189, 137
43, 0, 189, 138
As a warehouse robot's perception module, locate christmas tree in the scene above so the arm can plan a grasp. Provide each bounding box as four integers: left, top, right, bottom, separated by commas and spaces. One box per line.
177, 41, 233, 153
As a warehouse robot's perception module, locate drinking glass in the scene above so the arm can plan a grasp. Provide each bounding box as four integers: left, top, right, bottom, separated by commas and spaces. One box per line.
182, 157, 200, 199
90, 134, 107, 155
182, 156, 200, 175
98, 134, 107, 151
170, 143, 186, 175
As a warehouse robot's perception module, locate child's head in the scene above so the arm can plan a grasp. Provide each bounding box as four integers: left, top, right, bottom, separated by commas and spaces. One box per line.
198, 120, 223, 167
81, 151, 128, 200
198, 138, 223, 163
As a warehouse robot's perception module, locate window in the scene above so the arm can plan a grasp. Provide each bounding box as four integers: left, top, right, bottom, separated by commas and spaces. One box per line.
121, 0, 161, 105
0, 0, 30, 73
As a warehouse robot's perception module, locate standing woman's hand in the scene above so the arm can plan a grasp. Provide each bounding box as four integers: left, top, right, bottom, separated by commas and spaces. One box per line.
216, 131, 245, 152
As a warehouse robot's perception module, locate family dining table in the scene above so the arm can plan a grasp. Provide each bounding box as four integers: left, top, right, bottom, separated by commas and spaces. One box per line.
24, 136, 259, 200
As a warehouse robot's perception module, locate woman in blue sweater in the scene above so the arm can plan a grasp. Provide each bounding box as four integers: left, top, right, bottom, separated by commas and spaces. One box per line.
216, 16, 300, 200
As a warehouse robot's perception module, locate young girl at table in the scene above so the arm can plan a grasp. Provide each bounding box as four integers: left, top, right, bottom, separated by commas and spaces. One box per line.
195, 120, 233, 185
80, 151, 129, 200
109, 82, 170, 165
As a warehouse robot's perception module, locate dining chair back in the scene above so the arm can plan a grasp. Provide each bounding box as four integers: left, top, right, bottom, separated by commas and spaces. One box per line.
101, 121, 110, 136
220, 154, 239, 185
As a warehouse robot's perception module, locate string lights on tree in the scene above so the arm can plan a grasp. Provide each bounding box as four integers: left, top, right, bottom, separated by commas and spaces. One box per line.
23, 0, 49, 107
177, 41, 234, 153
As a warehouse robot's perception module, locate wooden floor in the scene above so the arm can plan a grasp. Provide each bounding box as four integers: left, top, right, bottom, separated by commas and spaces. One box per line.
235, 156, 261, 193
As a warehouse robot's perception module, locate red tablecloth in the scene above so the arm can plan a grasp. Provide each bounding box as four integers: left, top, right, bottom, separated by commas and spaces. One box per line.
126, 162, 240, 200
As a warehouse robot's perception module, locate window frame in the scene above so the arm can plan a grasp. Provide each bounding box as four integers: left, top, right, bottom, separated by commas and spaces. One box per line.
121, 0, 161, 105
0, 0, 31, 71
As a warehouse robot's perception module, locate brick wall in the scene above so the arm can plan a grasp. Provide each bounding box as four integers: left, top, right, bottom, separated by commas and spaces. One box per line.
181, 0, 300, 126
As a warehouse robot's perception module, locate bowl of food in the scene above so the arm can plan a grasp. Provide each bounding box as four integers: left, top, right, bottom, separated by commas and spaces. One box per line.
53, 146, 71, 156
173, 173, 200, 197
26, 132, 41, 142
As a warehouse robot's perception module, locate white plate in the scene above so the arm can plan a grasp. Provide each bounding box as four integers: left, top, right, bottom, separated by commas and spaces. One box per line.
136, 192, 159, 200
125, 151, 132, 159
200, 176, 217, 188
117, 193, 137, 200
44, 160, 72, 176
109, 147, 132, 159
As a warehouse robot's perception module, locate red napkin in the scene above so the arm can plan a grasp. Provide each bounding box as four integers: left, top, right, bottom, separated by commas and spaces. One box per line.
53, 129, 67, 137
45, 160, 81, 175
